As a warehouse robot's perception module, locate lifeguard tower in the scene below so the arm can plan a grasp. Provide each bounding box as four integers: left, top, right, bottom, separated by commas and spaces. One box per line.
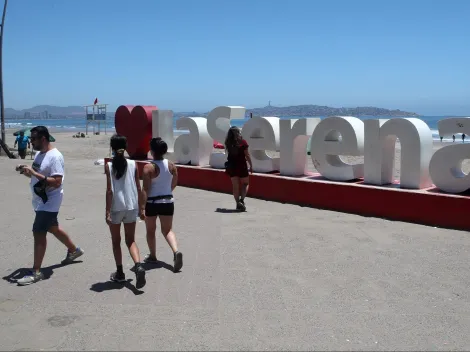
84, 103, 108, 135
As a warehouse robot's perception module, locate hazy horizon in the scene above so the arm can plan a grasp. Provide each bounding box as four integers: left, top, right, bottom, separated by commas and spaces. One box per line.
3, 103, 463, 116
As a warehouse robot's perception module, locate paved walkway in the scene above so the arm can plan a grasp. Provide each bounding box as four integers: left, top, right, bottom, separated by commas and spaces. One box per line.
0, 158, 470, 351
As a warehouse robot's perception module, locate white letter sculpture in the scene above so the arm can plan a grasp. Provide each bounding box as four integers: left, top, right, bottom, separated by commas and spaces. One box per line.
364, 118, 433, 189
152, 110, 175, 159
241, 116, 280, 173
429, 117, 470, 193
310, 116, 364, 181
207, 106, 246, 169
279, 118, 320, 176
172, 117, 213, 166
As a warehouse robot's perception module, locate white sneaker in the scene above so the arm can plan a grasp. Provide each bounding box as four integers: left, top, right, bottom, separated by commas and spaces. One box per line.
17, 270, 44, 286
61, 247, 84, 264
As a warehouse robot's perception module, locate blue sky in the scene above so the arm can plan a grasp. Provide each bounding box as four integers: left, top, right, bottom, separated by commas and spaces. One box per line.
4, 0, 470, 115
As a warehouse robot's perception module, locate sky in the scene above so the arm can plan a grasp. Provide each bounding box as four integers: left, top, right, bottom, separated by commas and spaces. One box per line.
3, 0, 470, 115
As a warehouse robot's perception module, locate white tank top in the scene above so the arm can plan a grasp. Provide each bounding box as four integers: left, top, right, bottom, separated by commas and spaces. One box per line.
148, 159, 174, 203
108, 160, 138, 212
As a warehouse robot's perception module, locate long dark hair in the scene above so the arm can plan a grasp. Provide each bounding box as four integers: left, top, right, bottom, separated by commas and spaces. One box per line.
150, 137, 168, 160
110, 134, 128, 179
224, 126, 242, 154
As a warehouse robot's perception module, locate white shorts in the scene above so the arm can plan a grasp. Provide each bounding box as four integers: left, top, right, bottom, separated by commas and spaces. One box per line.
110, 209, 138, 224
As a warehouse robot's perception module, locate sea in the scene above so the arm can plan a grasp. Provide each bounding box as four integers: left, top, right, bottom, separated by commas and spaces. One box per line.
3, 115, 464, 142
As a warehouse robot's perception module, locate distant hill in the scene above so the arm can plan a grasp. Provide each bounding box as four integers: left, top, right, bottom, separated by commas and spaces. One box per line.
246, 105, 419, 117
6, 104, 419, 119
175, 104, 419, 118
5, 105, 85, 117
27, 105, 85, 115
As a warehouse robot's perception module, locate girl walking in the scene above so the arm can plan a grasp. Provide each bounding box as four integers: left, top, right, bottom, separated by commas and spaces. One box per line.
140, 137, 183, 273
105, 135, 146, 289
224, 126, 253, 211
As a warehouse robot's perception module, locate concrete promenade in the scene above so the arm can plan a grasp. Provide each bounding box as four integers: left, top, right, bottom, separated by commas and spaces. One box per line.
1, 157, 470, 351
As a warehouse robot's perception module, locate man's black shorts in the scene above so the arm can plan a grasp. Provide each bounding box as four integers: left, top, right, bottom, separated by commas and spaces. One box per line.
145, 202, 174, 217
32, 211, 59, 234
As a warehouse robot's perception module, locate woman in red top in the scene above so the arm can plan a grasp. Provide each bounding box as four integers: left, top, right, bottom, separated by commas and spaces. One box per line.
224, 126, 253, 211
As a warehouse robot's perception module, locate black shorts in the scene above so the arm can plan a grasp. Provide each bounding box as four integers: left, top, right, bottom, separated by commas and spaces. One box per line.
145, 202, 174, 217
226, 167, 249, 178
33, 211, 59, 234
18, 149, 26, 158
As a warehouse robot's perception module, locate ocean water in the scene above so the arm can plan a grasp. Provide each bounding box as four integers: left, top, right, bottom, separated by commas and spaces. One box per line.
4, 115, 464, 142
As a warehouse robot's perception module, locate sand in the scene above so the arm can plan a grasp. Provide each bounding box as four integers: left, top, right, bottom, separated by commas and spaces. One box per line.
2, 129, 468, 180
1, 129, 470, 350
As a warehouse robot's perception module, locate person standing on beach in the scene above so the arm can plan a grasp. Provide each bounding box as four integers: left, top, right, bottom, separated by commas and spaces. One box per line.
105, 135, 146, 288
14, 130, 30, 159
224, 126, 253, 211
140, 137, 183, 273
16, 126, 84, 286
462, 133, 466, 143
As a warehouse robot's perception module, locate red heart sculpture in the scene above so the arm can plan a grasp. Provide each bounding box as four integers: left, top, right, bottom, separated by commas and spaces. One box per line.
115, 105, 157, 159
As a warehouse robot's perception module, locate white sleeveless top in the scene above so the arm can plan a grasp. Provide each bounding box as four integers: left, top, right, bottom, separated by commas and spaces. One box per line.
148, 159, 174, 204
108, 160, 138, 212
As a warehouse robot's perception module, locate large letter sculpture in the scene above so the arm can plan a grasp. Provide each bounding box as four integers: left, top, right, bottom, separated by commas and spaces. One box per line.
207, 106, 246, 169
310, 116, 364, 181
279, 118, 320, 176
172, 116, 213, 166
429, 117, 470, 193
241, 116, 280, 173
115, 105, 156, 159
364, 118, 433, 189
152, 110, 175, 159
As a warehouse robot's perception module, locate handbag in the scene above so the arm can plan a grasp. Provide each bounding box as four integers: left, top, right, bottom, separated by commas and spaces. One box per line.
33, 179, 48, 204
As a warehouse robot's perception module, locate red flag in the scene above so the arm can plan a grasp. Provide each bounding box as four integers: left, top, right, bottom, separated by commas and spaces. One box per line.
94, 98, 98, 105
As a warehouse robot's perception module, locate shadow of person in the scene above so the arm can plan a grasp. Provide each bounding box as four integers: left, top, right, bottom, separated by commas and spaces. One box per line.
90, 279, 144, 296
2, 261, 83, 284
215, 208, 241, 214
142, 260, 174, 273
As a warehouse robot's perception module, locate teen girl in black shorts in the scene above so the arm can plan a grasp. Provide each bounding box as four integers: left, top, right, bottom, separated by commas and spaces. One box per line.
140, 138, 183, 272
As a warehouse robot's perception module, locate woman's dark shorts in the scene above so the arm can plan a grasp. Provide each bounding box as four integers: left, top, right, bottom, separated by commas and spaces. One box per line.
33, 211, 59, 234
225, 167, 249, 178
145, 202, 174, 217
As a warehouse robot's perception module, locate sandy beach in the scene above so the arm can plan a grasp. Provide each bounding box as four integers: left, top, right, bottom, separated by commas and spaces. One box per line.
2, 129, 469, 179
1, 128, 470, 350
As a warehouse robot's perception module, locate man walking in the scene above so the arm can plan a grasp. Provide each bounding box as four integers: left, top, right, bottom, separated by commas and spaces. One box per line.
14, 130, 30, 159
17, 126, 84, 285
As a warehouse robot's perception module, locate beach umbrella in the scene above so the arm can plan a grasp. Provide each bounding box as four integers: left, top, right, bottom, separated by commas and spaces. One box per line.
13, 128, 56, 142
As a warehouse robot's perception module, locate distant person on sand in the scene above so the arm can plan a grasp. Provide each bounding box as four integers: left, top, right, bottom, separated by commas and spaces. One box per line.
462, 133, 466, 143
14, 130, 30, 159
224, 126, 253, 211
105, 134, 146, 288
440, 136, 443, 142
16, 126, 84, 286
140, 137, 183, 273
453, 135, 456, 142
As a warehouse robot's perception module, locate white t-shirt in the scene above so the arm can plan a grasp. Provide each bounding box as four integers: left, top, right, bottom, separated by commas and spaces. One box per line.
30, 148, 65, 212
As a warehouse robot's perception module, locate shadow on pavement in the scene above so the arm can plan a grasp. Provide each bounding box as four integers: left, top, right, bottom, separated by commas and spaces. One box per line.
2, 261, 83, 285
90, 279, 144, 295
215, 208, 241, 213
142, 260, 174, 273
